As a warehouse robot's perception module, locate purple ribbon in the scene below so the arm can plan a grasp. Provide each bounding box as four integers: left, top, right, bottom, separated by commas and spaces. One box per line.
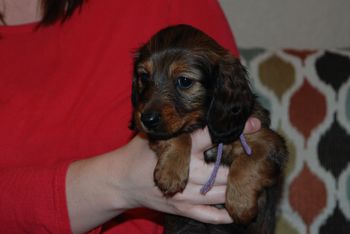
200, 134, 252, 194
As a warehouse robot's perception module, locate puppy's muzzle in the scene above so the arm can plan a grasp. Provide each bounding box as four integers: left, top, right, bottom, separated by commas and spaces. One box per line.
141, 111, 161, 130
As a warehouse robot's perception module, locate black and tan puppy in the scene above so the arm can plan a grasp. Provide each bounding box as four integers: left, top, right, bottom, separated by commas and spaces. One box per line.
130, 24, 287, 234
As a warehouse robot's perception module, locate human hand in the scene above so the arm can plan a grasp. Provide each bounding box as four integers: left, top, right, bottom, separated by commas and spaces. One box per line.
119, 117, 261, 224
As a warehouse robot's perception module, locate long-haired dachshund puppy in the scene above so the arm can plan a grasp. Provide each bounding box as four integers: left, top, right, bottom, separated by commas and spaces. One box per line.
130, 24, 288, 234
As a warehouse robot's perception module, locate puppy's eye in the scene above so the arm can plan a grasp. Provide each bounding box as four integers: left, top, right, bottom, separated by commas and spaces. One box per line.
176, 76, 193, 89
138, 72, 149, 83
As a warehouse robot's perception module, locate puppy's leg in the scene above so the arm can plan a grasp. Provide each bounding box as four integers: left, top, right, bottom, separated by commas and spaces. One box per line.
225, 156, 264, 224
204, 142, 261, 223
152, 134, 191, 197
225, 130, 283, 224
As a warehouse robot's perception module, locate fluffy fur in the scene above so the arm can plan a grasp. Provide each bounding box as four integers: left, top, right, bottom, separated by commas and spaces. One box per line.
130, 24, 288, 234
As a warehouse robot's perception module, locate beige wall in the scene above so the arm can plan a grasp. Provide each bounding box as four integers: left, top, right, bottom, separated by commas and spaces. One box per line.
219, 0, 350, 49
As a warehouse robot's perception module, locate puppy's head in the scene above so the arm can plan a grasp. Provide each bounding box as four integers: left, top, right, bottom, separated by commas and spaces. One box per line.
131, 24, 255, 143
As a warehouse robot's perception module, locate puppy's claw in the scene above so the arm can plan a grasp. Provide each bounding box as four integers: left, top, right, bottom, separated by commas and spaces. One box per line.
154, 167, 188, 197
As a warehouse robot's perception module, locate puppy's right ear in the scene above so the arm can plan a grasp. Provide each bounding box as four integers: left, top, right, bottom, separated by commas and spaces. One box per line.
129, 50, 142, 131
129, 73, 139, 131
131, 71, 139, 109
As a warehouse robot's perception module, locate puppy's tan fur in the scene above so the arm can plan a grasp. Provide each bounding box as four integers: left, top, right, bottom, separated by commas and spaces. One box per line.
130, 24, 287, 233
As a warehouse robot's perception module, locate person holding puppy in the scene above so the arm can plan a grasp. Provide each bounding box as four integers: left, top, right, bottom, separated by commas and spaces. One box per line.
0, 0, 260, 233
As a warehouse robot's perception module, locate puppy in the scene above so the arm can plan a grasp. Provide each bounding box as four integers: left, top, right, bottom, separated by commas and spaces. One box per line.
130, 24, 287, 234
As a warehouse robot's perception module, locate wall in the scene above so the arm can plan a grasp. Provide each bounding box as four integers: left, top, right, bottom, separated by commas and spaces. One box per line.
219, 0, 350, 49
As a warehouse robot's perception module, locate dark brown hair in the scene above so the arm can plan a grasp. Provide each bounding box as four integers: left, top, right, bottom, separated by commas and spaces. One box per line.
0, 13, 4, 25
40, 0, 85, 25
0, 0, 85, 26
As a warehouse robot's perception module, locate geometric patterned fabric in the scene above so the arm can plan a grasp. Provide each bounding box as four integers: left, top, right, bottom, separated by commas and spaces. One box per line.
239, 48, 350, 234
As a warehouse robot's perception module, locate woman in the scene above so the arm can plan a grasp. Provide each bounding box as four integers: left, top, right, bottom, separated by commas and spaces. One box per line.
0, 0, 260, 233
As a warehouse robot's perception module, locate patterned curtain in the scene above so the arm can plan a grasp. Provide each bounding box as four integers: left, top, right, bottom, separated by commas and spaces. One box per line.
239, 48, 350, 234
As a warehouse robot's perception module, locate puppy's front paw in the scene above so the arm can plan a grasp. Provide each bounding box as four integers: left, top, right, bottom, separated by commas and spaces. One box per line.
154, 165, 189, 197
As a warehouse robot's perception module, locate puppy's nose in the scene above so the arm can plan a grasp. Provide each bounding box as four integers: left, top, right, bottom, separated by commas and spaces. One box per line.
141, 111, 161, 129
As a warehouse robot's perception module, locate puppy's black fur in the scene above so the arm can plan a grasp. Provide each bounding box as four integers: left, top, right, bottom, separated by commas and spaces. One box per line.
130, 24, 287, 234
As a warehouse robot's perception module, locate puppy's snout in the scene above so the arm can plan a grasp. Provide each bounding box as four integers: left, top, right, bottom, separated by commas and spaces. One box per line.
141, 111, 161, 129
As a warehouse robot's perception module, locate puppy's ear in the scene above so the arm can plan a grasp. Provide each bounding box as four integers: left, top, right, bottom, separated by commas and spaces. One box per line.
129, 78, 138, 131
128, 73, 139, 130
129, 51, 142, 131
207, 54, 255, 144
131, 73, 139, 108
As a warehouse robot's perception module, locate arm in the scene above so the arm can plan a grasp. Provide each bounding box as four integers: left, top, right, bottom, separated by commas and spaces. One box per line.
66, 118, 261, 234
0, 118, 259, 234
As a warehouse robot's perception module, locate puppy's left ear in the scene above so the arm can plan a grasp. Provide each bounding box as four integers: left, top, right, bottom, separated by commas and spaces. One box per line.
207, 54, 255, 144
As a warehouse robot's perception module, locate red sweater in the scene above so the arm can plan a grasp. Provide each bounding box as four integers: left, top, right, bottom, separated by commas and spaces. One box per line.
0, 0, 238, 233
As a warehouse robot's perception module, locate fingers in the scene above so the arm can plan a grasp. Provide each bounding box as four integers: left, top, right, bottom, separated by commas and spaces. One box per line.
243, 117, 261, 134
182, 204, 233, 224
174, 185, 227, 205
190, 127, 212, 153
189, 161, 229, 185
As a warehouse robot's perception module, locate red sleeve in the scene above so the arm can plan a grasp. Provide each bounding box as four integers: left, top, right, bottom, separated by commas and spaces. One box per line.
0, 162, 72, 233
167, 0, 239, 57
